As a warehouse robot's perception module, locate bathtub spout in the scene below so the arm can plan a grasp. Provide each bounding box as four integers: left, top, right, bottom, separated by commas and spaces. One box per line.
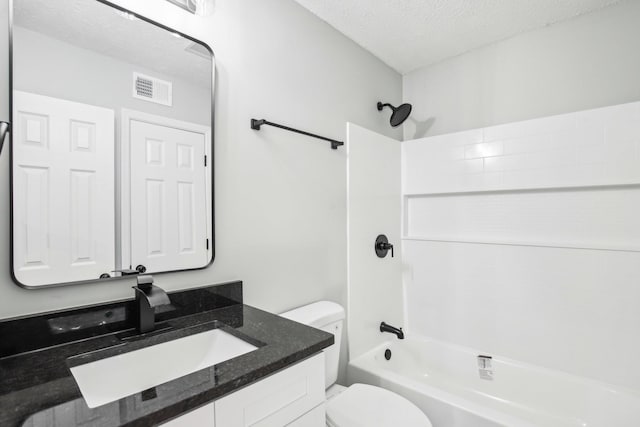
380, 322, 404, 339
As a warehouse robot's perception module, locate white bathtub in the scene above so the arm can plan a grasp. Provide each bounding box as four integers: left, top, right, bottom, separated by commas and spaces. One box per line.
347, 337, 640, 427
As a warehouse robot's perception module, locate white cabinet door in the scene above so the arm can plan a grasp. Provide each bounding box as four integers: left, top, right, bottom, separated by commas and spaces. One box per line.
286, 404, 325, 427
129, 119, 208, 273
12, 91, 115, 286
160, 354, 325, 427
160, 403, 215, 427
215, 354, 325, 427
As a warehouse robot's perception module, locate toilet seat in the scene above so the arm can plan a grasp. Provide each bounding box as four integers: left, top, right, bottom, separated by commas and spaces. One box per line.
326, 383, 432, 427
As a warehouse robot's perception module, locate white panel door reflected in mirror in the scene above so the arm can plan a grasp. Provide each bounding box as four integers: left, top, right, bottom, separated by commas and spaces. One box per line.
124, 111, 210, 275
10, 0, 214, 288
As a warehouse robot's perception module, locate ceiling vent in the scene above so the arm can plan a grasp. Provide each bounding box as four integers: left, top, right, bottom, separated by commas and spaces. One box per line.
132, 72, 173, 106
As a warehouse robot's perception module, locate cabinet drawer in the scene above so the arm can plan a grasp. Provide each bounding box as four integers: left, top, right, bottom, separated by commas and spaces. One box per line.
215, 353, 325, 427
160, 403, 215, 427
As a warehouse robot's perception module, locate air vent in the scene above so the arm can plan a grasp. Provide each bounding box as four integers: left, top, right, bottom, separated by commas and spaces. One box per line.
132, 72, 173, 106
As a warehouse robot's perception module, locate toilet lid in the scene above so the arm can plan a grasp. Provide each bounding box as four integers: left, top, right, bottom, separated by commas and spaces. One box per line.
326, 383, 432, 427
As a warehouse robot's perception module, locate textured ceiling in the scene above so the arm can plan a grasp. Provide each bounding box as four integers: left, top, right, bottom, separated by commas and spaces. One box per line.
293, 0, 623, 74
14, 0, 211, 87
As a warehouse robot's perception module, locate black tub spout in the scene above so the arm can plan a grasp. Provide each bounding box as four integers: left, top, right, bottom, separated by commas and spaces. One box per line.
380, 322, 404, 339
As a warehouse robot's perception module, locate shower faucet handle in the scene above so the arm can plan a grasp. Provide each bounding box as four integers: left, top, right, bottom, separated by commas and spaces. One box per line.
375, 234, 394, 258
383, 243, 394, 258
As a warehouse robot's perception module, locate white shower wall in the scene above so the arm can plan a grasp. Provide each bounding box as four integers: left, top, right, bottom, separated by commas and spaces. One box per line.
401, 102, 640, 391
347, 123, 403, 360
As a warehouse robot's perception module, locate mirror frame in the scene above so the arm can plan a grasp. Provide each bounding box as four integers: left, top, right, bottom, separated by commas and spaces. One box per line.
8, 0, 216, 289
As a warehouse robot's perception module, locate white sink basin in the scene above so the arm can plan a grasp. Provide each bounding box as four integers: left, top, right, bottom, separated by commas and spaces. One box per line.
70, 328, 258, 408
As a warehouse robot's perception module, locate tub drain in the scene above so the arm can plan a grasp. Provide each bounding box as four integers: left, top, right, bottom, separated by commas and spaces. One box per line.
384, 349, 392, 360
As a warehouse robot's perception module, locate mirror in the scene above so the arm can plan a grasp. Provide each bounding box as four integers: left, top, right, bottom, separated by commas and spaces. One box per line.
10, 0, 214, 288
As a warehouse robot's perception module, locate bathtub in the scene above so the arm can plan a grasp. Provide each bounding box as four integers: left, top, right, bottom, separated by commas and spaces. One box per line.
347, 337, 640, 427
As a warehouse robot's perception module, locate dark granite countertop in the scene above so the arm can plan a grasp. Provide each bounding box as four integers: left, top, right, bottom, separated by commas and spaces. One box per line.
0, 281, 334, 427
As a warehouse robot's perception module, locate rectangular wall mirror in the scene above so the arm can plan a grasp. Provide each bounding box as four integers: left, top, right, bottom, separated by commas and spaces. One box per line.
10, 0, 215, 288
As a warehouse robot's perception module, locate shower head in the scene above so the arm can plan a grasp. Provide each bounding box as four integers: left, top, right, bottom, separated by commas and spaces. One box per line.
377, 102, 412, 127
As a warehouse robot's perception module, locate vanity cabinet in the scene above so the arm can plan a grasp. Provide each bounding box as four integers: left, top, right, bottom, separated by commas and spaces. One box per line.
161, 354, 325, 427
21, 401, 119, 427
285, 404, 326, 426
160, 403, 215, 427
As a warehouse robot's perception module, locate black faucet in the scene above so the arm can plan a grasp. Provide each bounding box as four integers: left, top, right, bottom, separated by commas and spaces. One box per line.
380, 322, 404, 339
133, 275, 170, 334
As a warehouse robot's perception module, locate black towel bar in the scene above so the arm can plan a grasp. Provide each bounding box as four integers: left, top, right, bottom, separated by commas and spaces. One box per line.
251, 119, 344, 150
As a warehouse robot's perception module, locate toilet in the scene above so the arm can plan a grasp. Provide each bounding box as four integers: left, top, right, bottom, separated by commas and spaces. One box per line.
281, 301, 433, 427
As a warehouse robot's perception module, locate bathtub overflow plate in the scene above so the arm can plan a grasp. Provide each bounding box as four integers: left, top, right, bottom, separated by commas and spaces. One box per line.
477, 355, 493, 380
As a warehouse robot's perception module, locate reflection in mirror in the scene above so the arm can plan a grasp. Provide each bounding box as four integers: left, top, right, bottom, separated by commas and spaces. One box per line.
11, 0, 214, 288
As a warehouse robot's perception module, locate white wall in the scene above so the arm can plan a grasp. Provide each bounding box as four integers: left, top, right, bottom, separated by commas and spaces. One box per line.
402, 102, 640, 390
403, 0, 640, 140
0, 0, 401, 337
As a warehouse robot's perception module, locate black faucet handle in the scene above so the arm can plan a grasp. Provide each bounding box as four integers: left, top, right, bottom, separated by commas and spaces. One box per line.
136, 275, 154, 291
375, 235, 395, 258
134, 276, 170, 308
387, 243, 394, 257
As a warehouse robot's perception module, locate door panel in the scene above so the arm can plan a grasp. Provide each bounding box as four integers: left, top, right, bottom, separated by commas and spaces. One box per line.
129, 120, 208, 273
12, 91, 115, 286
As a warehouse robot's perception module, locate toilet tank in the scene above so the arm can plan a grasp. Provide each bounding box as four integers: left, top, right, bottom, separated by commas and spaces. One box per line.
280, 301, 344, 389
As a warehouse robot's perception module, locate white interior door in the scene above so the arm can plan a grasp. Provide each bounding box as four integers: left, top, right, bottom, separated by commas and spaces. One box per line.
12, 91, 115, 286
129, 119, 208, 273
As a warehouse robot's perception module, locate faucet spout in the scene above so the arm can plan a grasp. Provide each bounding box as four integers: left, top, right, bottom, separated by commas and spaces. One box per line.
133, 275, 170, 334
380, 322, 404, 339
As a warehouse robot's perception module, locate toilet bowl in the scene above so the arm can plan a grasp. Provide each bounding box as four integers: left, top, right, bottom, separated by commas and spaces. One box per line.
281, 301, 432, 427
